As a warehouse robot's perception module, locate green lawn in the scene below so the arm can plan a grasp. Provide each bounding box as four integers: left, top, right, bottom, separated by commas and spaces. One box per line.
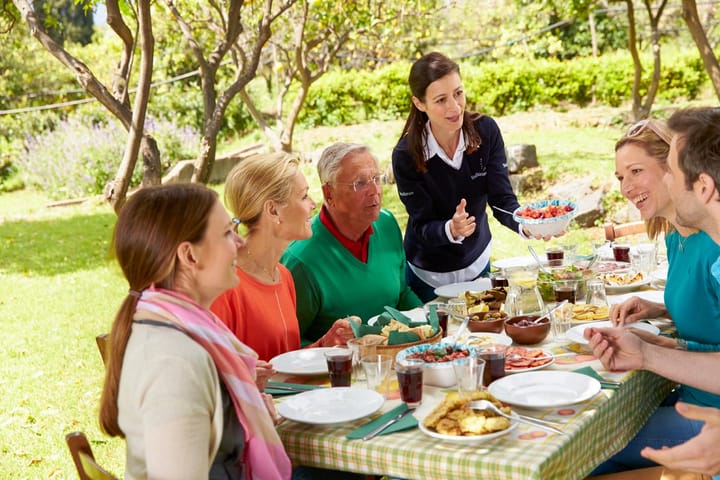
0, 112, 623, 478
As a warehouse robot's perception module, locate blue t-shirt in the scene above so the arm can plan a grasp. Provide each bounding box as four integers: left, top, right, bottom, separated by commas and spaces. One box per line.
665, 230, 720, 407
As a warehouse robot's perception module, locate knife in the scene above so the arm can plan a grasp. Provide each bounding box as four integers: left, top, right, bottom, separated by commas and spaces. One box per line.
362, 408, 416, 441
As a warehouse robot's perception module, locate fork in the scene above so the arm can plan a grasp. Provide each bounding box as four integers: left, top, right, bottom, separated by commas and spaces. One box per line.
469, 400, 565, 435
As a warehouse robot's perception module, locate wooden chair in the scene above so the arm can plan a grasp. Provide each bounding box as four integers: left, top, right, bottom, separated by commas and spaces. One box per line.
603, 221, 646, 242
95, 334, 109, 366
65, 431, 117, 480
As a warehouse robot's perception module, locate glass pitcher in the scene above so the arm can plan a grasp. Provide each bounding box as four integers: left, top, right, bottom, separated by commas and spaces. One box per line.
504, 266, 546, 317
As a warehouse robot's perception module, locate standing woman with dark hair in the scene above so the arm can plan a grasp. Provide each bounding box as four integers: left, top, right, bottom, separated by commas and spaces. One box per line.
392, 52, 538, 302
98, 183, 290, 479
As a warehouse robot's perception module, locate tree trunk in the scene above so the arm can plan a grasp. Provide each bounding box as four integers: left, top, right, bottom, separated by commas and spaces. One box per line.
239, 88, 283, 151
638, 0, 667, 119
107, 0, 155, 213
682, 0, 720, 100
625, 0, 643, 120
280, 82, 307, 153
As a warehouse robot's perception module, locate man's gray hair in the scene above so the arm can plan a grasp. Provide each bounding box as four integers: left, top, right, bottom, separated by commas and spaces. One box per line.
317, 143, 377, 184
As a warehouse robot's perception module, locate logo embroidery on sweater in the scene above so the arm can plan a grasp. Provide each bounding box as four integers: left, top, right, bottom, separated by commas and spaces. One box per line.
399, 191, 414, 197
470, 172, 487, 179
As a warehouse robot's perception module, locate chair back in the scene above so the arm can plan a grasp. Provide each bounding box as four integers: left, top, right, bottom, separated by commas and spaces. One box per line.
95, 334, 109, 366
603, 221, 646, 242
65, 431, 117, 480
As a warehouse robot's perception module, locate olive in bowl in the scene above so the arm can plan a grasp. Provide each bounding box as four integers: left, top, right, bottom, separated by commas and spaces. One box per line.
467, 311, 508, 333
504, 315, 551, 345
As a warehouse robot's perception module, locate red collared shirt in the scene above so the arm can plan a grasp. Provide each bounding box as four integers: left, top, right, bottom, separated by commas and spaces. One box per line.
319, 205, 373, 263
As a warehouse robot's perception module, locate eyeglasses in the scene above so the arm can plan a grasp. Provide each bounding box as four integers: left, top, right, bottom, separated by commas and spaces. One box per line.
330, 174, 386, 192
626, 119, 672, 145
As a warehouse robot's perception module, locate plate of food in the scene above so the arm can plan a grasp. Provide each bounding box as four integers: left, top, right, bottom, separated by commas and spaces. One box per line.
277, 387, 384, 425
594, 261, 632, 274
488, 371, 601, 409
270, 347, 338, 375
602, 271, 650, 293
504, 346, 554, 373
434, 278, 492, 299
419, 391, 518, 442
564, 303, 611, 323
565, 320, 660, 345
464, 332, 513, 349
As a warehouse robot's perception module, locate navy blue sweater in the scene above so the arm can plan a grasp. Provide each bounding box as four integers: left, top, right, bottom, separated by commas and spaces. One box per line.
391, 116, 521, 273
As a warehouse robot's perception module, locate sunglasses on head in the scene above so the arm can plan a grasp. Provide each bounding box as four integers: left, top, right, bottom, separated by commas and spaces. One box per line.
626, 119, 671, 145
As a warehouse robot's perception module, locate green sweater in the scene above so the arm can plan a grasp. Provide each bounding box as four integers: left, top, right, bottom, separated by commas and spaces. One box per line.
281, 209, 422, 344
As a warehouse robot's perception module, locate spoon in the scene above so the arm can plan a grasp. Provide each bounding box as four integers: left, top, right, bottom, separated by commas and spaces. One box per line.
451, 315, 471, 343
527, 245, 551, 274
469, 399, 565, 434
491, 205, 515, 216
532, 300, 568, 324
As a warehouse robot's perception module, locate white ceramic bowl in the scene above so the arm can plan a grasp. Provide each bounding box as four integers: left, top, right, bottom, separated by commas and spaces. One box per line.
513, 199, 577, 237
395, 342, 475, 388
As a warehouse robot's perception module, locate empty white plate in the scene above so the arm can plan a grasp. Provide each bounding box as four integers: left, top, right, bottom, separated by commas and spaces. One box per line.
277, 387, 384, 425
488, 371, 601, 409
270, 347, 339, 375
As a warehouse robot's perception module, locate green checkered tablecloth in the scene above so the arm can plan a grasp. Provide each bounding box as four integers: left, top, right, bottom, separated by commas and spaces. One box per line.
276, 367, 674, 480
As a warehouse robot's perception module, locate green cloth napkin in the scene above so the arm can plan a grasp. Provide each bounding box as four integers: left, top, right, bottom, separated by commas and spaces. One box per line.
346, 403, 418, 439
264, 381, 324, 396
573, 366, 620, 390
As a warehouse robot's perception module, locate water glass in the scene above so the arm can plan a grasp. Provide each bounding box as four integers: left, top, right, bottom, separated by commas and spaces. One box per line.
561, 242, 578, 265
551, 305, 573, 340
325, 349, 353, 387
630, 244, 656, 276
346, 338, 376, 381
452, 356, 486, 398
395, 359, 424, 407
585, 279, 609, 307
361, 354, 392, 398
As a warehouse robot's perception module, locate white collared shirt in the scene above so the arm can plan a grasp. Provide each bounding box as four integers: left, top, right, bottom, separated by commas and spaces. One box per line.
423, 121, 466, 170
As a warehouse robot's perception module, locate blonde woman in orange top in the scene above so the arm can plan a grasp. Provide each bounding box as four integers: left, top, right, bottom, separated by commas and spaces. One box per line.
211, 153, 355, 367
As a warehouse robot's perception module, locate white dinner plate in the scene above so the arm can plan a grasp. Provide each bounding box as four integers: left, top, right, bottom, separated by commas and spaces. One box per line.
488, 371, 601, 409
492, 255, 542, 270
277, 387, 384, 425
270, 347, 339, 375
367, 308, 426, 326
504, 348, 555, 374
434, 278, 492, 299
604, 278, 651, 294
565, 320, 660, 345
418, 410, 518, 443
464, 332, 513, 349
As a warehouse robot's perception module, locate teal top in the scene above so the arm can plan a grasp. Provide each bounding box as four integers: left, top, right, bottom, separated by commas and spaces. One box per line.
281, 209, 422, 344
665, 230, 720, 407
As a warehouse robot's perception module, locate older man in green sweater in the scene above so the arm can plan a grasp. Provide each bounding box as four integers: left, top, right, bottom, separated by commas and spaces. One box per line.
281, 143, 422, 345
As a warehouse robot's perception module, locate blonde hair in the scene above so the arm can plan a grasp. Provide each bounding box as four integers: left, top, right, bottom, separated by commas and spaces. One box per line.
615, 119, 674, 240
224, 152, 300, 230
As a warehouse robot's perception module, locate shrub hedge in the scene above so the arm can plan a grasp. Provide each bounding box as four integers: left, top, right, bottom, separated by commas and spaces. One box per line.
299, 51, 708, 126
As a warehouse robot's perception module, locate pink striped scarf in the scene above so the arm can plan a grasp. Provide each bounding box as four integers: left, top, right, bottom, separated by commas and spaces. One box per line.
135, 286, 291, 480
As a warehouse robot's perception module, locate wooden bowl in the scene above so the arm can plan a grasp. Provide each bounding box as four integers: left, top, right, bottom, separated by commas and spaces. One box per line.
467, 311, 508, 333
504, 315, 551, 345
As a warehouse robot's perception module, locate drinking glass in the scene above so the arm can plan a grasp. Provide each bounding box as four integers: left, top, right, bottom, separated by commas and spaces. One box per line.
553, 279, 578, 304
346, 338, 376, 381
630, 244, 656, 276
613, 244, 631, 262
489, 271, 509, 287
476, 344, 507, 386
545, 246, 564, 267
395, 359, 424, 407
325, 349, 353, 387
361, 354, 392, 398
561, 242, 578, 265
551, 304, 573, 340
452, 356, 486, 398
585, 279, 609, 307
424, 302, 450, 337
